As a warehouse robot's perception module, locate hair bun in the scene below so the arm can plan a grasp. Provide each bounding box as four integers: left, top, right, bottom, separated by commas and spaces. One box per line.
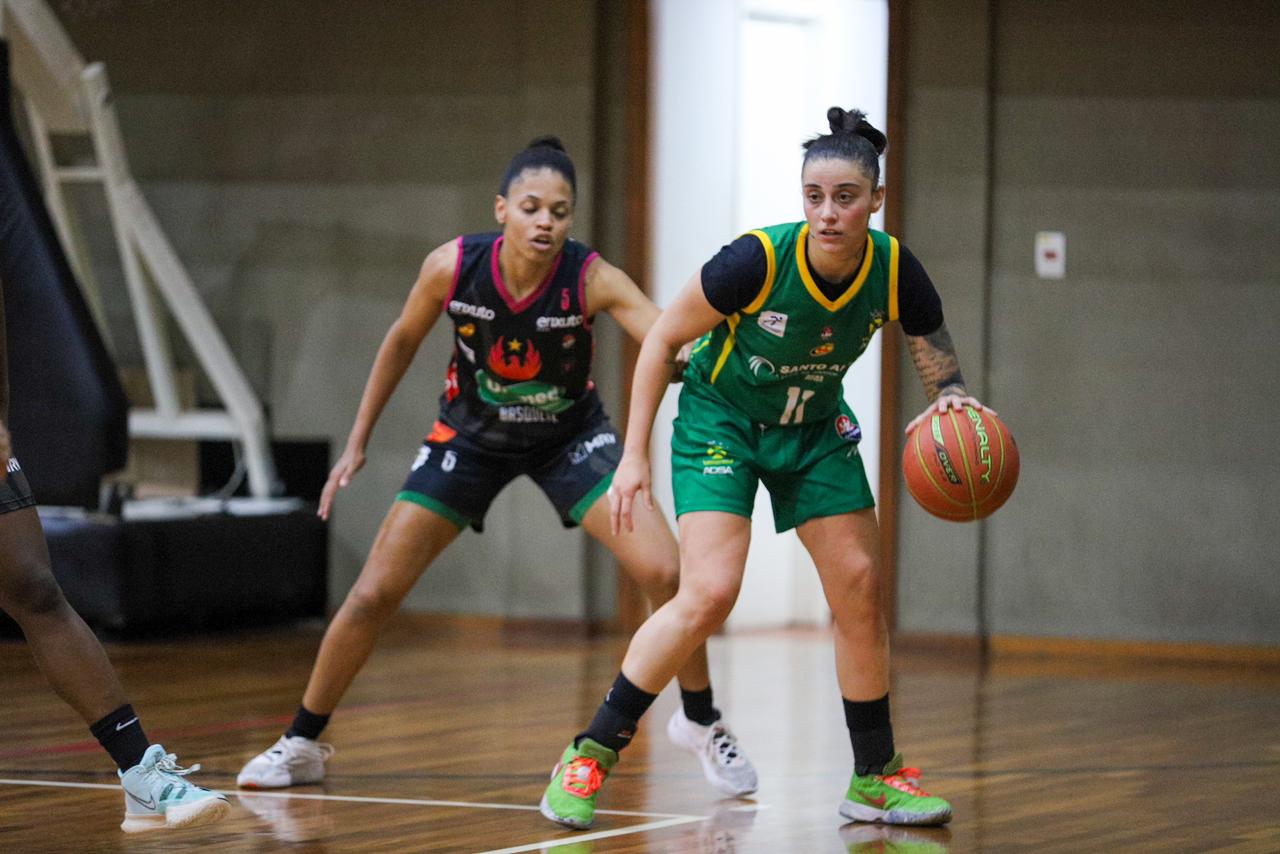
825, 107, 887, 155
526, 135, 566, 153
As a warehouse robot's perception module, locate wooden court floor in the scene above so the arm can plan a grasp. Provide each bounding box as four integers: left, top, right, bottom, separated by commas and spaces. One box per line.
1, 615, 1278, 853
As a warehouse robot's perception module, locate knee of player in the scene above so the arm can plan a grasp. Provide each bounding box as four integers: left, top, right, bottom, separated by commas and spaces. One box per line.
825, 554, 880, 613
340, 583, 402, 624
0, 564, 67, 619
678, 581, 739, 631
633, 556, 680, 603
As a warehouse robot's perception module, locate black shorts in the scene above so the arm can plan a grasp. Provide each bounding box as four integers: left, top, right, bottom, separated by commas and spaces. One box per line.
397, 412, 623, 532
1, 459, 37, 514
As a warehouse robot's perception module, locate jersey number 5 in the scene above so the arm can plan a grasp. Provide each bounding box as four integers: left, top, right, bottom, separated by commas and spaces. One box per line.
780, 386, 816, 425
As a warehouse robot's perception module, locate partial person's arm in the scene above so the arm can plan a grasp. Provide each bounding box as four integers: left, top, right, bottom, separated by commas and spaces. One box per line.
583, 257, 689, 379
609, 273, 726, 534
900, 283, 992, 434
317, 240, 457, 519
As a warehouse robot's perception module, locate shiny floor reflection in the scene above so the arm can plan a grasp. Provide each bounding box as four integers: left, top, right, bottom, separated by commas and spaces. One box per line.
2, 617, 1277, 852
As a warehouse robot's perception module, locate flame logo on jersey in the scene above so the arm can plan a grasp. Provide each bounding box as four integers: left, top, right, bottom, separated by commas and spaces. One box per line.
488, 336, 542, 381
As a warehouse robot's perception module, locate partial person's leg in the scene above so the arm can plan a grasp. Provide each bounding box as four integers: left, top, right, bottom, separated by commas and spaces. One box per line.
238, 501, 460, 789
541, 511, 752, 827
797, 510, 951, 826
301, 502, 460, 715
579, 497, 709, 693
0, 507, 128, 724
617, 511, 751, 695
580, 498, 759, 795
0, 506, 229, 831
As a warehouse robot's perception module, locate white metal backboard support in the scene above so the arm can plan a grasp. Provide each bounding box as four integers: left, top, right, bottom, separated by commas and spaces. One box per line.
1, 0, 276, 497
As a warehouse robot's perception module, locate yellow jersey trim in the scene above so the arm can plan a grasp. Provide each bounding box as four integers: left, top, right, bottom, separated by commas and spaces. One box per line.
888, 235, 900, 323
709, 314, 741, 384
742, 230, 776, 314
795, 223, 875, 313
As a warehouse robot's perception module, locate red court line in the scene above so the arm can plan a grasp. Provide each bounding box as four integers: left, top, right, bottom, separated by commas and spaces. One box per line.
0, 695, 437, 761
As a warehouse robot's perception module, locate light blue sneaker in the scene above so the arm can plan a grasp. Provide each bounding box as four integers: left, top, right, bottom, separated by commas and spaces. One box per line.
119, 744, 230, 832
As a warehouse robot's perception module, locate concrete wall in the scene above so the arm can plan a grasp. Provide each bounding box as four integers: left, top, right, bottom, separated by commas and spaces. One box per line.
896, 0, 1280, 645
50, 0, 624, 619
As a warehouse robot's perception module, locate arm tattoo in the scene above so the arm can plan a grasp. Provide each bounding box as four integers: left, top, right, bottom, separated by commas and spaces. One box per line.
905, 323, 967, 402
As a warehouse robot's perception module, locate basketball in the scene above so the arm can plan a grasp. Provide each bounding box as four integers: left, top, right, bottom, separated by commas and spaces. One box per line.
903, 405, 1019, 522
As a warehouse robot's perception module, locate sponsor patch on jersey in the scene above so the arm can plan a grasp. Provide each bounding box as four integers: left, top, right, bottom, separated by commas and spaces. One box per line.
757, 311, 788, 338
810, 342, 835, 357
458, 322, 476, 338
834, 414, 862, 444
701, 441, 735, 475
449, 299, 496, 321
562, 333, 576, 349
498, 406, 559, 423
535, 314, 584, 331
443, 362, 460, 401
561, 288, 571, 311
821, 325, 834, 341
568, 432, 617, 465
426, 421, 458, 444
488, 336, 542, 381
747, 355, 776, 379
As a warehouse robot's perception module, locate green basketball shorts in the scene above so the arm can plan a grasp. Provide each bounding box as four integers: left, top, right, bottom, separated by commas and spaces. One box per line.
670, 383, 875, 533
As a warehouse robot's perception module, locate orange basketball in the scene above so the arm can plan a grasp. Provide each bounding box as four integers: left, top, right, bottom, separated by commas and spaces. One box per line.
903, 405, 1019, 522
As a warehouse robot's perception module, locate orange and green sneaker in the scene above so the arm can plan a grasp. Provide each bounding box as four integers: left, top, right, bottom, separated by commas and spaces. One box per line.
539, 738, 618, 829
838, 754, 952, 826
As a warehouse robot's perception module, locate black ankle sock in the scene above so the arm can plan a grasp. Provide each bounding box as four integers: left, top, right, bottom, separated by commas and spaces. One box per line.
576, 672, 658, 753
679, 686, 721, 727
90, 704, 151, 772
844, 693, 894, 776
285, 705, 331, 741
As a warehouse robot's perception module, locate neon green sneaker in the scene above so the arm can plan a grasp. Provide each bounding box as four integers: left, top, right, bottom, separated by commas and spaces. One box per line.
838, 754, 952, 826
539, 738, 618, 829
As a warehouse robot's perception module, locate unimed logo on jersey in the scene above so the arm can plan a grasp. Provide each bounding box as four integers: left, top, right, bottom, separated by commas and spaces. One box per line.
757, 311, 787, 338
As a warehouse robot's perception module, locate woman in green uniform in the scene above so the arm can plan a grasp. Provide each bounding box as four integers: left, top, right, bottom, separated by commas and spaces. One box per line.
541, 108, 988, 829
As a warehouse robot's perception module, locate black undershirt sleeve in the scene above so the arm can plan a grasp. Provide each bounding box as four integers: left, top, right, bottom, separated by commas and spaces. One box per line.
897, 244, 945, 337
700, 234, 769, 316
701, 233, 945, 338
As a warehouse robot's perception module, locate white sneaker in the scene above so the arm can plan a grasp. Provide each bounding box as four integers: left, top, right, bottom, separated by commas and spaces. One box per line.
666, 708, 759, 797
119, 744, 231, 833
236, 735, 334, 789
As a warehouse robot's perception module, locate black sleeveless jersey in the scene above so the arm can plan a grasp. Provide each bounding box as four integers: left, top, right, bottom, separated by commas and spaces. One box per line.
436, 232, 604, 452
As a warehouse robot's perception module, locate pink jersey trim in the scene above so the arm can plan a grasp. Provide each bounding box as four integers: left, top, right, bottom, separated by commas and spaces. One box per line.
490, 235, 563, 314
443, 235, 464, 305
578, 251, 601, 330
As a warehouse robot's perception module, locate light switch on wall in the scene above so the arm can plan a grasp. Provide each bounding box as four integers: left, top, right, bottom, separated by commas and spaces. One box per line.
1035, 231, 1066, 279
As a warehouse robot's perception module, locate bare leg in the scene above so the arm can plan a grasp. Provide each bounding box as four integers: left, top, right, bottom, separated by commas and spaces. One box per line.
579, 495, 710, 691
300, 501, 460, 714
0, 507, 126, 723
795, 509, 889, 700
615, 511, 752, 693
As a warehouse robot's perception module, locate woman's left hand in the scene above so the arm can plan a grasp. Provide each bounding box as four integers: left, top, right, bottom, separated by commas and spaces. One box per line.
905, 393, 995, 435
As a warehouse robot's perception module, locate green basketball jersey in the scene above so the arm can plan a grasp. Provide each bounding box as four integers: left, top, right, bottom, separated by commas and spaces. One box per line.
685, 222, 902, 427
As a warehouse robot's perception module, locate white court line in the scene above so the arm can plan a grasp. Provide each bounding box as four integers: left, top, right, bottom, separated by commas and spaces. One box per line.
475, 815, 707, 854
0, 778, 705, 822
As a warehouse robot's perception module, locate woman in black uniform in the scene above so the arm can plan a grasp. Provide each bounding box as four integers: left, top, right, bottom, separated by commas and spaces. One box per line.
0, 287, 228, 833
238, 138, 758, 799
